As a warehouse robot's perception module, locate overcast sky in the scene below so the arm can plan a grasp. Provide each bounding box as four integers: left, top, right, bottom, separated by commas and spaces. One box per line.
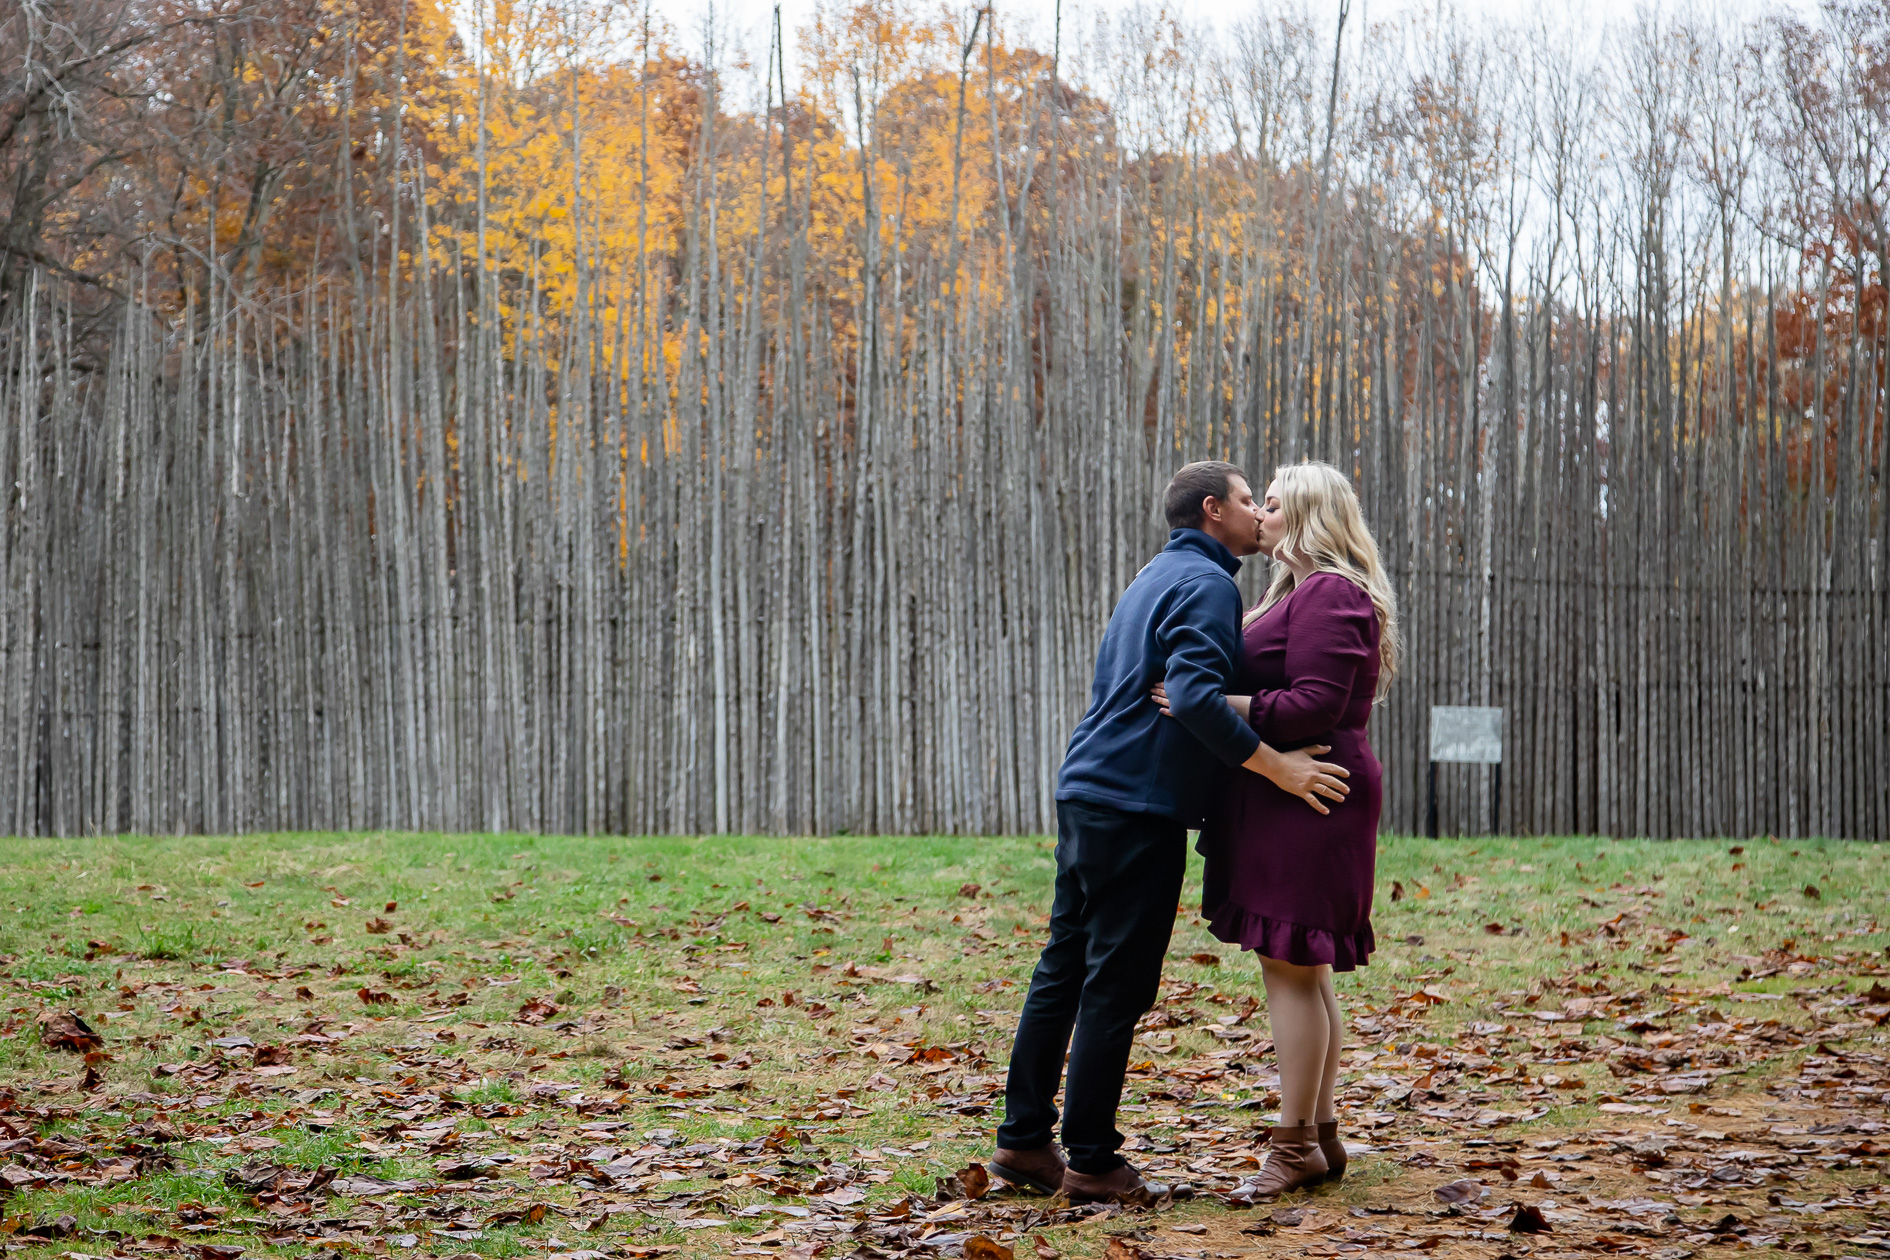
660, 0, 1820, 91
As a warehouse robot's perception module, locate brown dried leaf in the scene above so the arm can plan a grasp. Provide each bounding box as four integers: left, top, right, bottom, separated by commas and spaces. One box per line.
935, 1161, 990, 1200
436, 1159, 500, 1181
38, 1012, 103, 1054
1508, 1204, 1553, 1234
516, 997, 561, 1025
963, 1237, 1014, 1260
16, 1213, 78, 1240
1433, 1179, 1485, 1204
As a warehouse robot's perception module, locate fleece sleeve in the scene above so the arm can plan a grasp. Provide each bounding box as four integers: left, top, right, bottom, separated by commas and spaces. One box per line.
1247, 573, 1374, 745
1157, 575, 1262, 767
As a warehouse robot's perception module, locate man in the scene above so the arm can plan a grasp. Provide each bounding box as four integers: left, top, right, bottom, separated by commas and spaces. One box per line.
988, 461, 1352, 1205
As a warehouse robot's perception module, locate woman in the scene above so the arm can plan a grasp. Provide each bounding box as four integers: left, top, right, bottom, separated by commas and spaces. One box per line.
1154, 460, 1400, 1197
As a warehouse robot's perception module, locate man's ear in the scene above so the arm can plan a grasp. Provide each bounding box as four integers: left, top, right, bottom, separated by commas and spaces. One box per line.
1200, 495, 1220, 522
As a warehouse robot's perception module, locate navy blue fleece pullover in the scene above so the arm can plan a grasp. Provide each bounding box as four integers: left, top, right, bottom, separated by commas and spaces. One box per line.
1055, 529, 1261, 825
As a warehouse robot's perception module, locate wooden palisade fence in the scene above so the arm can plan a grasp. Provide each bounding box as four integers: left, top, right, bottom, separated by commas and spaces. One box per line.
1, 2, 1884, 838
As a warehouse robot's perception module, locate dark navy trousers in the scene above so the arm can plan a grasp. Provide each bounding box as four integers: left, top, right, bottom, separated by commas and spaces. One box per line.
995, 798, 1185, 1174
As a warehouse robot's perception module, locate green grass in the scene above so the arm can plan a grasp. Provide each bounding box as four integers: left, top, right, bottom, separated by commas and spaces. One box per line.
0, 832, 1885, 1260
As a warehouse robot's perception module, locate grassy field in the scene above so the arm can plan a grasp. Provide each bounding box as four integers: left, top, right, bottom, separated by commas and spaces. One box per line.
0, 832, 1885, 1260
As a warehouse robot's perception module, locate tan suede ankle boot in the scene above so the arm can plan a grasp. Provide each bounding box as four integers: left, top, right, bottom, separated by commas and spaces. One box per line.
1239, 1123, 1329, 1199
1316, 1119, 1346, 1183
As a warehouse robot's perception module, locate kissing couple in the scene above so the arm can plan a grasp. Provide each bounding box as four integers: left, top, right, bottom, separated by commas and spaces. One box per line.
987, 459, 1402, 1204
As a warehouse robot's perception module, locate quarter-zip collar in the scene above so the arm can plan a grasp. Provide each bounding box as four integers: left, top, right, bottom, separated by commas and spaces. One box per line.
1164, 527, 1243, 578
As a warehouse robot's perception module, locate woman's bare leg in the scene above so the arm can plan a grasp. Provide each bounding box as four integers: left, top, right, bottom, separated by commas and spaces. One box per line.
1259, 957, 1332, 1127
1315, 970, 1343, 1123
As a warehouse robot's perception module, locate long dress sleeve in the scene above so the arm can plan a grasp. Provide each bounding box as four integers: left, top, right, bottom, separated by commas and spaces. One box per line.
1247, 573, 1374, 746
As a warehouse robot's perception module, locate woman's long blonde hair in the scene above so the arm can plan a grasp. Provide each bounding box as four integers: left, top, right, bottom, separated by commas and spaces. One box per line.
1247, 461, 1402, 700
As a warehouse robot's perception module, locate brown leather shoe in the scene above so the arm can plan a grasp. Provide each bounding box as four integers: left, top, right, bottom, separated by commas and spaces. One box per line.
987, 1144, 1067, 1194
1317, 1120, 1347, 1183
1061, 1161, 1170, 1207
1236, 1123, 1329, 1199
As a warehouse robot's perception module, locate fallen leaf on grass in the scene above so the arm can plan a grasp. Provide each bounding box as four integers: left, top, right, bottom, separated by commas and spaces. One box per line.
1508, 1204, 1553, 1234
516, 997, 561, 1024
964, 1237, 1015, 1260
1101, 1239, 1154, 1260
437, 1159, 501, 1181
364, 917, 394, 934
13, 1214, 78, 1240
934, 1161, 991, 1200
1433, 1179, 1485, 1204
1189, 953, 1221, 966
218, 1164, 336, 1208
2, 1166, 45, 1192
331, 1175, 423, 1196
38, 1012, 103, 1053
356, 988, 394, 1006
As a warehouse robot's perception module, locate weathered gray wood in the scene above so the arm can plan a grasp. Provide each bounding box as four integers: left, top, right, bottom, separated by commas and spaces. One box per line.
2, 7, 1885, 839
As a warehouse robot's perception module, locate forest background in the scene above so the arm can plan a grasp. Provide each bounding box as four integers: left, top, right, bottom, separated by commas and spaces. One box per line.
0, 0, 1885, 840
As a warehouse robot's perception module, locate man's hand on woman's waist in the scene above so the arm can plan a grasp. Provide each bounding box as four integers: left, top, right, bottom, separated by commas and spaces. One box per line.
1151, 681, 1350, 815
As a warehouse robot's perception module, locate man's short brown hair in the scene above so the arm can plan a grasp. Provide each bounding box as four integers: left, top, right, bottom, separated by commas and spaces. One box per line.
1163, 460, 1248, 530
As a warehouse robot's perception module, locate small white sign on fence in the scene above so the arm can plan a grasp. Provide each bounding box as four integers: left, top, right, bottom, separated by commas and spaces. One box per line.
1430, 705, 1504, 764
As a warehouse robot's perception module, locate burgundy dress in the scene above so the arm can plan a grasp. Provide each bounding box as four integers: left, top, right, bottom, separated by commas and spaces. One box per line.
1198, 571, 1382, 971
